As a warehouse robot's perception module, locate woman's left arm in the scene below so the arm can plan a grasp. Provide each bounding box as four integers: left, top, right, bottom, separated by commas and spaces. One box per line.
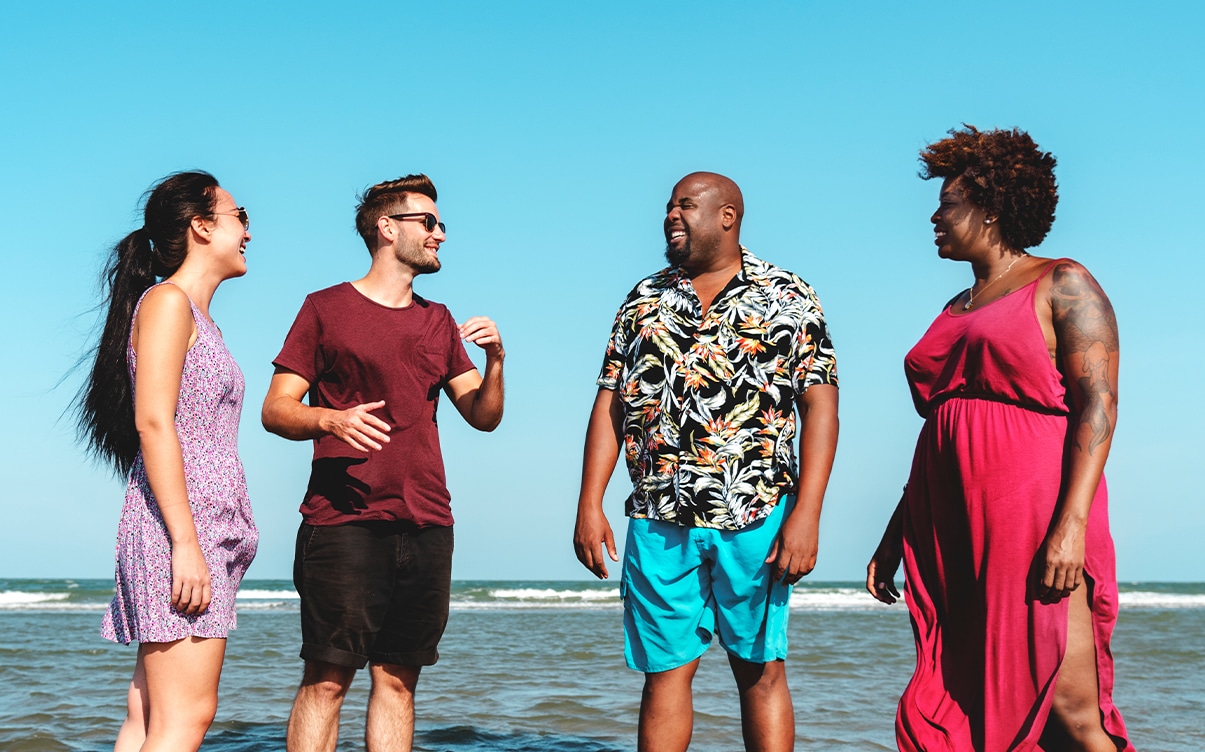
1039, 260, 1120, 602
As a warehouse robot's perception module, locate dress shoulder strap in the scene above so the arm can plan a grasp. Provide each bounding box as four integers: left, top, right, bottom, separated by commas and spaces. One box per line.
1036, 257, 1072, 283
129, 281, 201, 338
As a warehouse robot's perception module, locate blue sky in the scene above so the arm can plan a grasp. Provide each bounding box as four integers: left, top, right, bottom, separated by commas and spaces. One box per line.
1, 2, 1201, 581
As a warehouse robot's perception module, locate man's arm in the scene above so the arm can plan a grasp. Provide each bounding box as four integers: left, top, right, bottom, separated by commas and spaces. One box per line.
446, 315, 505, 431
766, 383, 839, 584
261, 368, 392, 451
573, 387, 624, 579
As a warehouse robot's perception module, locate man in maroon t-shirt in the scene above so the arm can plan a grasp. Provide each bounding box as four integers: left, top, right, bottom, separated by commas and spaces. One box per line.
263, 174, 505, 752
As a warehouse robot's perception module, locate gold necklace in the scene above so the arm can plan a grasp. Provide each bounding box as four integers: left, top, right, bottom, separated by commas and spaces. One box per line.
963, 255, 1026, 311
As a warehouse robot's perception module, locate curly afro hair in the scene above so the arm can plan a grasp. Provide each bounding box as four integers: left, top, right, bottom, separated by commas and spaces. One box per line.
920, 125, 1058, 251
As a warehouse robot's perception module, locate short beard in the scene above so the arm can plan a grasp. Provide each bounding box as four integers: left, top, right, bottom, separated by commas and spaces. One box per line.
399, 237, 441, 275
665, 233, 717, 269
665, 238, 691, 267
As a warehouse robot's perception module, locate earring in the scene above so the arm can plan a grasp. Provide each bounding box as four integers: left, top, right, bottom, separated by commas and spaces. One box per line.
984, 218, 993, 225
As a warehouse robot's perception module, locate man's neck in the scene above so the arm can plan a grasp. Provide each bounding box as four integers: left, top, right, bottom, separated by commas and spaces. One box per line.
682, 245, 743, 316
351, 262, 417, 308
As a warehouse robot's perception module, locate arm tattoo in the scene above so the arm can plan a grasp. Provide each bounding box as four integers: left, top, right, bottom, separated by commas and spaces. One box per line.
1077, 342, 1113, 453
1051, 263, 1119, 455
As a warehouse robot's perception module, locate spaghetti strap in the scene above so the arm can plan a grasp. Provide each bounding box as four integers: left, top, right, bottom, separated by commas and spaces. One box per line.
1037, 256, 1071, 283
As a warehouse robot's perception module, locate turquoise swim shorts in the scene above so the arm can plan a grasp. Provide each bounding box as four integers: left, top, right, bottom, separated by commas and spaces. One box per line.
620, 497, 795, 673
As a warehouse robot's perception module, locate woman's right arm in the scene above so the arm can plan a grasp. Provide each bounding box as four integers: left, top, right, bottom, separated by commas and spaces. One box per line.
866, 488, 907, 604
130, 284, 210, 615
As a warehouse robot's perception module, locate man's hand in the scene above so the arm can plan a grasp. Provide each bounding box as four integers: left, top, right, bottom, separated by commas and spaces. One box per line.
263, 369, 393, 448
459, 316, 504, 359
574, 389, 624, 579
574, 506, 618, 580
319, 401, 391, 452
765, 512, 818, 585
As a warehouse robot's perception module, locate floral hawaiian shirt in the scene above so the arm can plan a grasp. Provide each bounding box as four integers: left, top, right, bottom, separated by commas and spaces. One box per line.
597, 247, 838, 530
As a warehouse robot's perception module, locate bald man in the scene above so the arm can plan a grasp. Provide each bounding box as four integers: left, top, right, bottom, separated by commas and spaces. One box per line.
573, 172, 839, 751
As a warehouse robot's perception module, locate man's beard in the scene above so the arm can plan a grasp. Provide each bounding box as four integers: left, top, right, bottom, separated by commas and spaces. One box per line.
399, 237, 441, 274
665, 232, 715, 268
665, 240, 689, 267
665, 237, 694, 269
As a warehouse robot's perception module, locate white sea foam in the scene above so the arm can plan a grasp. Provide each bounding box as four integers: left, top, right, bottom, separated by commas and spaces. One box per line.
1119, 591, 1205, 609
788, 588, 1205, 611
488, 587, 619, 602
790, 587, 891, 611
0, 591, 70, 607
446, 587, 622, 610
0, 584, 1202, 612
237, 589, 300, 600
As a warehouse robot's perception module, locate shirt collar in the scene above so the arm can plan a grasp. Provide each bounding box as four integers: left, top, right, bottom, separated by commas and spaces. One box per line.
662, 245, 762, 287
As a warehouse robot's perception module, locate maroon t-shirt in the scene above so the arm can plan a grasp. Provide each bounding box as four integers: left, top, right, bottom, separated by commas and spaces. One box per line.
273, 283, 476, 527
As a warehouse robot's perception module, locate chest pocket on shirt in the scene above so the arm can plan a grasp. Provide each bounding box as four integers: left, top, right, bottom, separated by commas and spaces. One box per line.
383, 340, 448, 430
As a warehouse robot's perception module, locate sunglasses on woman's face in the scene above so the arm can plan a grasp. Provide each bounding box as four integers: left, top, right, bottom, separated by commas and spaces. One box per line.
388, 212, 446, 234
214, 207, 250, 230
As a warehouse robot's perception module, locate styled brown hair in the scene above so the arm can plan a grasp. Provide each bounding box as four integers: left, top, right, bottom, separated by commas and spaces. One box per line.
920, 125, 1058, 251
354, 174, 438, 251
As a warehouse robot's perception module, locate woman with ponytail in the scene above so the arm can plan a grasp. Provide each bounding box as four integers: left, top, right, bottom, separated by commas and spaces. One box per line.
77, 171, 258, 752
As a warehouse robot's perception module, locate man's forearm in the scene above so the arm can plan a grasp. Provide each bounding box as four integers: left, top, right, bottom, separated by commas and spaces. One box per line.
262, 396, 330, 441
794, 385, 839, 519
467, 356, 505, 431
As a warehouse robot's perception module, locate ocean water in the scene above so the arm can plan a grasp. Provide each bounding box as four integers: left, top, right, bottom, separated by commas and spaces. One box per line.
1, 580, 1202, 751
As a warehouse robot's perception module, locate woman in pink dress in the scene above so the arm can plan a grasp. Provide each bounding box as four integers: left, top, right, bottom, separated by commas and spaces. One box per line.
77, 172, 257, 751
866, 127, 1132, 751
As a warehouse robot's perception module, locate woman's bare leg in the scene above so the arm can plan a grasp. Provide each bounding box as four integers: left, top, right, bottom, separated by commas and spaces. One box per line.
138, 636, 227, 752
1040, 584, 1122, 751
113, 648, 149, 752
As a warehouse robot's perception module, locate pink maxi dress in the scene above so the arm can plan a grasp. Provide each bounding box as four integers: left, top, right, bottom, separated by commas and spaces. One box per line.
897, 261, 1132, 751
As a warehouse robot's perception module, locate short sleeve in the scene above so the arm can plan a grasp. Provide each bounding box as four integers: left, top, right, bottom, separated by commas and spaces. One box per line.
790, 285, 839, 393
272, 297, 322, 384
445, 310, 477, 382
596, 303, 631, 391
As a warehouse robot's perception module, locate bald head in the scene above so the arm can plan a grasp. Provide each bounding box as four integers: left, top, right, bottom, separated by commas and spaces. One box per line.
675, 172, 744, 222
664, 172, 745, 271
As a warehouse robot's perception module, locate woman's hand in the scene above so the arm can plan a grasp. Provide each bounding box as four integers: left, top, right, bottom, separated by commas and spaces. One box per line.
171, 540, 212, 615
867, 491, 907, 604
867, 534, 903, 605
1035, 520, 1086, 604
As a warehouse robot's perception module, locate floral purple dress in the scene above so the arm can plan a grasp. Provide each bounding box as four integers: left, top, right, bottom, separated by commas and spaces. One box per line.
102, 283, 258, 644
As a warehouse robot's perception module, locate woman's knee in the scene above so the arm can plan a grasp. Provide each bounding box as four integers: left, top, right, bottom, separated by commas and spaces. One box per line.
125, 680, 148, 724
143, 696, 217, 748
1049, 688, 1105, 741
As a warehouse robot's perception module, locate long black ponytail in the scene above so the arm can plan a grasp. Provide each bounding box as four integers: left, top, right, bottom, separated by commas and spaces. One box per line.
77, 171, 221, 475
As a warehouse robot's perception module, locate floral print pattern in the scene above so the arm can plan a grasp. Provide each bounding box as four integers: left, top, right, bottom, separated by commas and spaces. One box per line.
102, 283, 258, 644
598, 248, 837, 529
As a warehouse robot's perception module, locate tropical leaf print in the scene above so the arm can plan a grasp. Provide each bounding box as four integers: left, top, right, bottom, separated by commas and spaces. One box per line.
597, 248, 837, 530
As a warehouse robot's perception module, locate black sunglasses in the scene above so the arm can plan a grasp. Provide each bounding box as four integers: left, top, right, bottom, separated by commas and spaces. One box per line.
214, 207, 250, 230
388, 212, 445, 234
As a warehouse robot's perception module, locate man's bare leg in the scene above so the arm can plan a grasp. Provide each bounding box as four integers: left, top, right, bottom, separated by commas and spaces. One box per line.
365, 663, 421, 752
287, 660, 356, 752
638, 658, 701, 752
729, 656, 794, 752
